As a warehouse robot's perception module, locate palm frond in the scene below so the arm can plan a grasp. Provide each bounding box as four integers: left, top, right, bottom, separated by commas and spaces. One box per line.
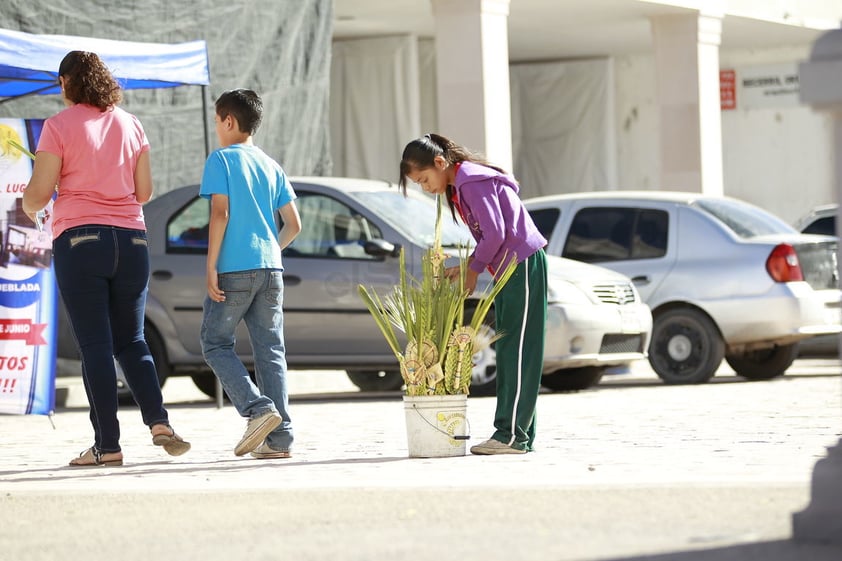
358, 194, 520, 394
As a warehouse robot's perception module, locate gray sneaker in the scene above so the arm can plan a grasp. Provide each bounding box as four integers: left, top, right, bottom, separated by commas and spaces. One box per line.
235, 411, 282, 456
470, 438, 526, 455
250, 442, 292, 459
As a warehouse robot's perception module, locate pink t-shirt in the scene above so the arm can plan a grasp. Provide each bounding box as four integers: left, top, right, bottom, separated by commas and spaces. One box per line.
36, 103, 150, 238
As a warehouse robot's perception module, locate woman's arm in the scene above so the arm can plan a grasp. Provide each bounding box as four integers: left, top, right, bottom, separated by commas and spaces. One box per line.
22, 151, 61, 223
134, 150, 153, 203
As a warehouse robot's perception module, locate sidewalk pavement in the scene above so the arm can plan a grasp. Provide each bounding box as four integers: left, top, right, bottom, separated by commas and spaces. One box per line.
1, 363, 841, 561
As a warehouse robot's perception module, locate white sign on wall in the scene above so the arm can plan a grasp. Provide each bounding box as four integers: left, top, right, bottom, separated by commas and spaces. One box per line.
737, 62, 801, 109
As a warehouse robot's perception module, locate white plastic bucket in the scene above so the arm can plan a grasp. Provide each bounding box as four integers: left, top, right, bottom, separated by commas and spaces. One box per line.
403, 394, 469, 458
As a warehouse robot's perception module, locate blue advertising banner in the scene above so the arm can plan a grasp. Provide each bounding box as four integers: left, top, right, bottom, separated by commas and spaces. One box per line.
0, 117, 57, 415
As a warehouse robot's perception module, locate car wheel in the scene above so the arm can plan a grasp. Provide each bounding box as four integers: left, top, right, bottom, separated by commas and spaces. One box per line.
115, 362, 134, 404
346, 370, 405, 392
146, 324, 171, 385
191, 372, 225, 399
649, 308, 724, 384
725, 344, 798, 380
116, 323, 169, 404
541, 366, 604, 392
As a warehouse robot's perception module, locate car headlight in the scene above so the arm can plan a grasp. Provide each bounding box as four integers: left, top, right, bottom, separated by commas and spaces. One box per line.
547, 279, 593, 305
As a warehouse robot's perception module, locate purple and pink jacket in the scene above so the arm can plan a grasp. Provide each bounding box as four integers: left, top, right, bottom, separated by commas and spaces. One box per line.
451, 161, 547, 277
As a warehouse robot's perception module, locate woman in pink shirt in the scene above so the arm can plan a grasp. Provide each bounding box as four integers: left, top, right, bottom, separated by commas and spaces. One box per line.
23, 51, 190, 467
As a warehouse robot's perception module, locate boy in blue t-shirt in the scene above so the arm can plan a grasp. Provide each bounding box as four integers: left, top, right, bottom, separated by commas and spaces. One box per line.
199, 89, 301, 459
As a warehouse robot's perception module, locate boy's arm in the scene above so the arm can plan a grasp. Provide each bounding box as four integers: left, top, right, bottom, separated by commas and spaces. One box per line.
206, 194, 229, 302
277, 200, 302, 250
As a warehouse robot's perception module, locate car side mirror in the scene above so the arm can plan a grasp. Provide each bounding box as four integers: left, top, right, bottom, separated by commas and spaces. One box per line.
364, 239, 401, 258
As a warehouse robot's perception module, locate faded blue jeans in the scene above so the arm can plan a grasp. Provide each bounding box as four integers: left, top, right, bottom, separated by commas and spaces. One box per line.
54, 226, 170, 454
200, 268, 293, 451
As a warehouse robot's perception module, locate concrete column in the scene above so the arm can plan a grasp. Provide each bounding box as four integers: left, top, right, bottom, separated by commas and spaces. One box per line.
430, 0, 513, 171
650, 10, 724, 195
792, 25, 842, 544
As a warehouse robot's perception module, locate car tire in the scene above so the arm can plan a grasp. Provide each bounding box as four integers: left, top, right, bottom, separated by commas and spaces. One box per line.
115, 362, 134, 404
191, 372, 226, 400
346, 370, 405, 392
146, 324, 171, 385
541, 366, 604, 392
649, 308, 724, 384
725, 344, 798, 380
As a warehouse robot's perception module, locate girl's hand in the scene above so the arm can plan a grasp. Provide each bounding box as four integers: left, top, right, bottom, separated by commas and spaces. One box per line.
444, 264, 478, 295
464, 269, 478, 296
443, 265, 461, 281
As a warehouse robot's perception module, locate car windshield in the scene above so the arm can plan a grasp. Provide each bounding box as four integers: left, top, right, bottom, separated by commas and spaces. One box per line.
693, 198, 797, 238
353, 191, 474, 248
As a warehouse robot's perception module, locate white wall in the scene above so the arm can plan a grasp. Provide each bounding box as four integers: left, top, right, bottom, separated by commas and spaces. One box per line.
719, 45, 834, 224
612, 47, 834, 224
330, 37, 834, 225
613, 54, 662, 191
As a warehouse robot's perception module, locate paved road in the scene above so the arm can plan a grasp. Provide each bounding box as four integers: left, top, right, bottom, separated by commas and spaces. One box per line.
1, 360, 841, 561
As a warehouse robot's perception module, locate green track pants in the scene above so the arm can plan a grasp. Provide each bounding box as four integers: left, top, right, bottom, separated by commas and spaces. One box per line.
490, 249, 547, 452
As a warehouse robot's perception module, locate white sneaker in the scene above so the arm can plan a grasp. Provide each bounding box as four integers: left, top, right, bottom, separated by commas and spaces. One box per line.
250, 442, 292, 459
470, 438, 526, 455
234, 411, 282, 456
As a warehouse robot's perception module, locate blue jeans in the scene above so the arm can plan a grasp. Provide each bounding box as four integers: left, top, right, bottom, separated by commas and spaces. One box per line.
54, 226, 169, 454
200, 269, 293, 450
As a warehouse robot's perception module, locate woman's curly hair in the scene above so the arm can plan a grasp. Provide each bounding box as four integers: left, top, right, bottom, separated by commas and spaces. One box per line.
58, 51, 122, 111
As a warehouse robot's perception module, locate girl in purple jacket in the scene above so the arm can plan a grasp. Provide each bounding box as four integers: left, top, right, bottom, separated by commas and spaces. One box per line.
399, 133, 548, 454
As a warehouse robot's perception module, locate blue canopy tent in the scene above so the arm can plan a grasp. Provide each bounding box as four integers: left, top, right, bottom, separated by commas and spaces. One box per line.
0, 27, 212, 153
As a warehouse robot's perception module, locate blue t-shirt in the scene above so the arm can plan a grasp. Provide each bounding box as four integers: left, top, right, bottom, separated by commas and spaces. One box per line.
199, 144, 296, 274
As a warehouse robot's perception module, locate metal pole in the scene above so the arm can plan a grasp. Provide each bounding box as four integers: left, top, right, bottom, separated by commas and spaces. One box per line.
201, 84, 224, 410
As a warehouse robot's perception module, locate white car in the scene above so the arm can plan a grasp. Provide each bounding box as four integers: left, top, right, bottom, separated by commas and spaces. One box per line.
57, 178, 653, 396
524, 191, 842, 384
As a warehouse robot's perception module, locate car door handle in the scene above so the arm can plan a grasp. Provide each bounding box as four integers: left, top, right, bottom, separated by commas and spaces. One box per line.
284, 275, 301, 286
631, 275, 650, 285
152, 270, 173, 280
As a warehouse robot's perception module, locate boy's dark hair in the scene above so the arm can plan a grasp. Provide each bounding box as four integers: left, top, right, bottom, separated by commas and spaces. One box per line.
215, 89, 263, 135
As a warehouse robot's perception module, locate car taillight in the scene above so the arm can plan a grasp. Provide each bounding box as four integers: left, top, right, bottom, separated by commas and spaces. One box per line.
766, 244, 804, 282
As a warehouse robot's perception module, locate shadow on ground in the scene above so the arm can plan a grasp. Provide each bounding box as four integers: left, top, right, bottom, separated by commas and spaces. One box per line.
612, 538, 842, 561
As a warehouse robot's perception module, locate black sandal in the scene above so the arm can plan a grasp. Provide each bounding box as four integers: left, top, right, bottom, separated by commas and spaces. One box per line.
68, 446, 123, 467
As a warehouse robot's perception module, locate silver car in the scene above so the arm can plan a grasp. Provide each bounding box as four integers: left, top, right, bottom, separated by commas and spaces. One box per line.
523, 191, 842, 384
57, 178, 652, 396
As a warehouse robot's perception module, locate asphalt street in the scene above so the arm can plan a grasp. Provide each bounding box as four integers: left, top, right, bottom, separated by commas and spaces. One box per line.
1, 360, 841, 561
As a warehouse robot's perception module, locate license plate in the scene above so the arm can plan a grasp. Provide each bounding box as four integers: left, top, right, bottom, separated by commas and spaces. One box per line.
619, 307, 640, 333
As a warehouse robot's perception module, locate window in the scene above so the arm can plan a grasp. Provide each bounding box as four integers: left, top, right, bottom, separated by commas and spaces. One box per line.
694, 198, 795, 238
164, 192, 385, 260
633, 210, 668, 259
166, 196, 209, 254
802, 216, 836, 237
529, 208, 560, 241
563, 207, 668, 263
286, 193, 382, 260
